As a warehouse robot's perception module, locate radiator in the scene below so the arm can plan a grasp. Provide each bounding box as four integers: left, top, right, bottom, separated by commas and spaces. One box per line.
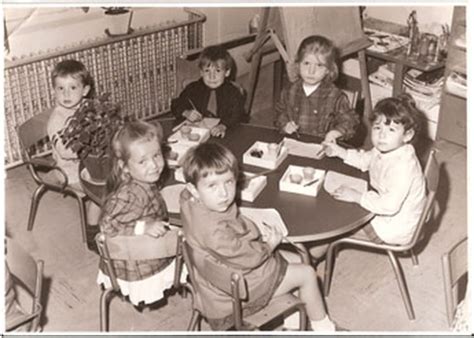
4, 10, 205, 168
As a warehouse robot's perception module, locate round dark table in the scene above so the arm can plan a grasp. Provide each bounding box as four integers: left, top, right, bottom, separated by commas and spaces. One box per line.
80, 118, 374, 249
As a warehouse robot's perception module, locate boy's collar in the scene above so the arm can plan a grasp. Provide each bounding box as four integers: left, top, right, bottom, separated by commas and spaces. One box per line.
376, 143, 414, 158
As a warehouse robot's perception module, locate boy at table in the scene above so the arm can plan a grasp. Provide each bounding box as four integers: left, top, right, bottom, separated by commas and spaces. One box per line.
171, 45, 245, 138
179, 142, 336, 331
322, 93, 426, 246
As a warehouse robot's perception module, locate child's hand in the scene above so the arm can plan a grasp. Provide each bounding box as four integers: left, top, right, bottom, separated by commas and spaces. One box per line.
331, 185, 362, 204
323, 141, 347, 159
266, 226, 283, 251
324, 129, 343, 143
144, 220, 169, 238
283, 121, 299, 135
183, 109, 203, 123
211, 124, 227, 138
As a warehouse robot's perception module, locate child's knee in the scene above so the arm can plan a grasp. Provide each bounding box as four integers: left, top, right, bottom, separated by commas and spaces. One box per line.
309, 243, 329, 260
301, 264, 317, 282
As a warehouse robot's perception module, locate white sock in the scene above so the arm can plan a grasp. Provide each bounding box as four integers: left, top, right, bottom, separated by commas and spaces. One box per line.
311, 315, 336, 331
283, 312, 300, 330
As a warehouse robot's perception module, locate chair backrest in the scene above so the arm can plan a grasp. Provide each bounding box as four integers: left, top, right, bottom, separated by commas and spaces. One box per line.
406, 149, 440, 248
17, 110, 53, 159
175, 57, 201, 95
181, 238, 247, 299
341, 89, 359, 110
96, 230, 181, 292
5, 240, 44, 332
442, 237, 468, 326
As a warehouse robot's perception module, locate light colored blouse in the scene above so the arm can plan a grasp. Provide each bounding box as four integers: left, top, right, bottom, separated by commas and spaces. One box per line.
47, 105, 81, 185
345, 144, 426, 245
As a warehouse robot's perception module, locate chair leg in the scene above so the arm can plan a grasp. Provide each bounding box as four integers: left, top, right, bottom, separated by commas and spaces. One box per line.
323, 242, 338, 296
75, 194, 88, 243
100, 288, 115, 332
387, 250, 415, 320
187, 310, 201, 331
298, 306, 308, 331
27, 185, 47, 231
410, 249, 419, 266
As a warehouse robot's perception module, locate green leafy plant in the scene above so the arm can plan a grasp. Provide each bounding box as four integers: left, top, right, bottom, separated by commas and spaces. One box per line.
60, 93, 126, 159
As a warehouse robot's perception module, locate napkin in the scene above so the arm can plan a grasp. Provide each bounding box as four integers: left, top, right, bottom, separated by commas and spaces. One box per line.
192, 117, 221, 130
239, 207, 288, 238
283, 137, 324, 159
323, 170, 368, 195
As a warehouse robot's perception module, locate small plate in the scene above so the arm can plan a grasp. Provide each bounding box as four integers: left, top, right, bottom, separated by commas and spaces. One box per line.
80, 168, 106, 186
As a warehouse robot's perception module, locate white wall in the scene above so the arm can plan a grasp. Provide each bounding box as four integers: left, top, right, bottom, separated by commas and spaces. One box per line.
4, 7, 191, 59
4, 5, 455, 74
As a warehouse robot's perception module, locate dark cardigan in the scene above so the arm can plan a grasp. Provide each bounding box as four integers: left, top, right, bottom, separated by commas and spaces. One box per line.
171, 78, 245, 128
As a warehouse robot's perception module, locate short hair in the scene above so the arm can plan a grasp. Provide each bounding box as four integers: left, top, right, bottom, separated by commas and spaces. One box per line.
51, 59, 95, 98
198, 45, 233, 71
370, 93, 423, 140
295, 35, 339, 82
181, 142, 239, 186
107, 120, 164, 193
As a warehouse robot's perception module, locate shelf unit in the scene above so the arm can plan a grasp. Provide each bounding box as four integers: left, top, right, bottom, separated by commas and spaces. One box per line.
437, 6, 466, 146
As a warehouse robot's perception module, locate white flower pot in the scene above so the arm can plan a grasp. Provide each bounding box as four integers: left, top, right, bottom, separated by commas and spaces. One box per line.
105, 10, 133, 36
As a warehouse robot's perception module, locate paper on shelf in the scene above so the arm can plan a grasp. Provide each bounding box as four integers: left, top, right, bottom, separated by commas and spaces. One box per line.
239, 207, 288, 239
323, 171, 368, 195
283, 137, 324, 159
161, 184, 186, 213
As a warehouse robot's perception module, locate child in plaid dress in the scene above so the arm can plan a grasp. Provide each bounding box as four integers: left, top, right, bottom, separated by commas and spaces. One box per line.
97, 120, 181, 306
275, 35, 359, 147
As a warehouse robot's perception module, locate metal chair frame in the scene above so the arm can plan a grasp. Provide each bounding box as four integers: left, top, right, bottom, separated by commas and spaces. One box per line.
95, 230, 185, 331
323, 149, 440, 320
5, 240, 44, 332
442, 237, 468, 327
17, 110, 88, 243
181, 237, 307, 331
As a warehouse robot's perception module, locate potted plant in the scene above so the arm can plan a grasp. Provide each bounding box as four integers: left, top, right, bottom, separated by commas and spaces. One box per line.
60, 93, 127, 181
103, 7, 133, 36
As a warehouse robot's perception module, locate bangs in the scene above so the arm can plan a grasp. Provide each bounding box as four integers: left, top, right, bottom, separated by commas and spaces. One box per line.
200, 59, 227, 70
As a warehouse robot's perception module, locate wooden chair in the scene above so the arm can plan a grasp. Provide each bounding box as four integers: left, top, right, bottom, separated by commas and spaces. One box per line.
17, 110, 88, 243
5, 239, 44, 332
442, 237, 468, 327
181, 237, 307, 331
95, 230, 184, 331
323, 149, 440, 320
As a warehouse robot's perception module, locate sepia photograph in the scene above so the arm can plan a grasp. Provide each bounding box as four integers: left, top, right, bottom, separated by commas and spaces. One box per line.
2, 1, 469, 333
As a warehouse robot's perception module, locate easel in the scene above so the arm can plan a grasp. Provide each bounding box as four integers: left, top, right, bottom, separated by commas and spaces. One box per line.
245, 7, 373, 120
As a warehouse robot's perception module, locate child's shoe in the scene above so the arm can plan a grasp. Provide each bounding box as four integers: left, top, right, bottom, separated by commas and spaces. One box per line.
283, 312, 301, 330
86, 225, 100, 254
310, 315, 336, 331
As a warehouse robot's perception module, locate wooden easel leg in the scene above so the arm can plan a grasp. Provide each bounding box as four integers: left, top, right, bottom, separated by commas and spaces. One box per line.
358, 49, 372, 118
273, 58, 283, 110
358, 50, 373, 149
245, 50, 263, 116
244, 8, 271, 116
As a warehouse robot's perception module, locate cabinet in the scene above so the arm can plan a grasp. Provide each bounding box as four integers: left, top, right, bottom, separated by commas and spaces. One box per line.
437, 6, 466, 146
